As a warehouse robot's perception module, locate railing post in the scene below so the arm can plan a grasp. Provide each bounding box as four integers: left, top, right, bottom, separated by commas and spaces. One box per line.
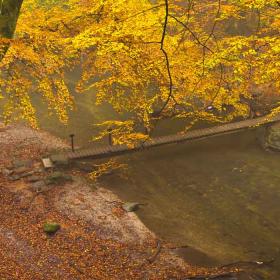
70, 134, 75, 152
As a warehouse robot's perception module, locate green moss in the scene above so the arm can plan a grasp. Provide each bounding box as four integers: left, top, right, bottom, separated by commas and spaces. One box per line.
43, 222, 60, 234
45, 171, 72, 185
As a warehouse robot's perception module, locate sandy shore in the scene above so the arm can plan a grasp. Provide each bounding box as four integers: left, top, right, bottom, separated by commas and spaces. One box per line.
0, 122, 231, 279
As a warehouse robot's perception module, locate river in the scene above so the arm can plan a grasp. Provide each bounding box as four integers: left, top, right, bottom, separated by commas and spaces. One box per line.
34, 84, 280, 279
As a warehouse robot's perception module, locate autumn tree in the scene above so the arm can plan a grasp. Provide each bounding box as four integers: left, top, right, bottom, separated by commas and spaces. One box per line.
0, 0, 23, 60
1, 0, 280, 144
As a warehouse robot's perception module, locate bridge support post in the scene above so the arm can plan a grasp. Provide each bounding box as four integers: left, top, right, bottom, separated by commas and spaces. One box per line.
70, 134, 75, 152
108, 128, 113, 146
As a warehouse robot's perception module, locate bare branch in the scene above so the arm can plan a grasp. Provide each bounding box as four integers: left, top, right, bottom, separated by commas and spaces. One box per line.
156, 0, 176, 116
117, 4, 165, 23
203, 0, 221, 45
169, 14, 214, 53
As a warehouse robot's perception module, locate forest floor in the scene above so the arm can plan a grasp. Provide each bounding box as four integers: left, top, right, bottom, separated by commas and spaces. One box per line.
0, 122, 237, 280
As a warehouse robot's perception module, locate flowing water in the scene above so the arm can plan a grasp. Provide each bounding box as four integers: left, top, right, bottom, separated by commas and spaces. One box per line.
34, 87, 280, 279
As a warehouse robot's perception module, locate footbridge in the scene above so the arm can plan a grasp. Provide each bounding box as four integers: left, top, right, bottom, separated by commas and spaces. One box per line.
48, 114, 280, 165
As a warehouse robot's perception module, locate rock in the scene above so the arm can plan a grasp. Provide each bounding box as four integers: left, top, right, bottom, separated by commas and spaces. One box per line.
12, 159, 33, 168
6, 164, 14, 170
43, 222, 60, 234
47, 255, 61, 265
44, 178, 52, 185
45, 171, 72, 185
1, 168, 13, 176
42, 158, 54, 169
49, 171, 65, 179
20, 171, 35, 178
74, 161, 94, 172
122, 202, 141, 212
31, 180, 48, 192
13, 166, 32, 175
35, 168, 45, 173
264, 122, 280, 150
50, 155, 69, 166
27, 175, 41, 183
9, 175, 20, 181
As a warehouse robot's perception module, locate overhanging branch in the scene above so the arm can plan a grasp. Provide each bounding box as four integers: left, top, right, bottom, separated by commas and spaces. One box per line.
156, 0, 175, 116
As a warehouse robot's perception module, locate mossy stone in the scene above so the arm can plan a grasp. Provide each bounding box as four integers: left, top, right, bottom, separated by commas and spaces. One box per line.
264, 123, 280, 150
43, 222, 60, 234
12, 159, 33, 168
122, 202, 141, 212
45, 171, 72, 185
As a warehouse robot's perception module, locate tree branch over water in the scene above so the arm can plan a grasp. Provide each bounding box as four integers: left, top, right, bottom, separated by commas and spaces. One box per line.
157, 0, 175, 116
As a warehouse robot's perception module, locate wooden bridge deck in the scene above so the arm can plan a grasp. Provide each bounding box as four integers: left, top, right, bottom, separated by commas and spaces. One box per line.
50, 114, 280, 163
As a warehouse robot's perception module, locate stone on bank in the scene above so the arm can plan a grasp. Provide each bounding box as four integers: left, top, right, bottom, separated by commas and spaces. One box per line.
264, 122, 280, 150
43, 223, 61, 234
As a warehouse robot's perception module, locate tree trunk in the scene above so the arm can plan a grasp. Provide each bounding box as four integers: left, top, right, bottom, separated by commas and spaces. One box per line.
0, 0, 23, 60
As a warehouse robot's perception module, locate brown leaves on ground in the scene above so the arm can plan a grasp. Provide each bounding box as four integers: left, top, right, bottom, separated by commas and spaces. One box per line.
0, 173, 239, 280
0, 185, 212, 280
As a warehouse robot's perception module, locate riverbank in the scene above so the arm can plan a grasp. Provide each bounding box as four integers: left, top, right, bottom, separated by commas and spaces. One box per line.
0, 122, 234, 279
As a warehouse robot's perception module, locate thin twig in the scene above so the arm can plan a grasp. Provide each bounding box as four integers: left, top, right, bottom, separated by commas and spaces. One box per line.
147, 240, 162, 264
219, 259, 274, 269
169, 14, 214, 53
184, 272, 236, 280
117, 4, 165, 23
203, 0, 221, 46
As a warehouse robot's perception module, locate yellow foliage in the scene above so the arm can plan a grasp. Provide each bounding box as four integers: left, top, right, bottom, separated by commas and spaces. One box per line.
89, 159, 127, 181
0, 0, 280, 137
